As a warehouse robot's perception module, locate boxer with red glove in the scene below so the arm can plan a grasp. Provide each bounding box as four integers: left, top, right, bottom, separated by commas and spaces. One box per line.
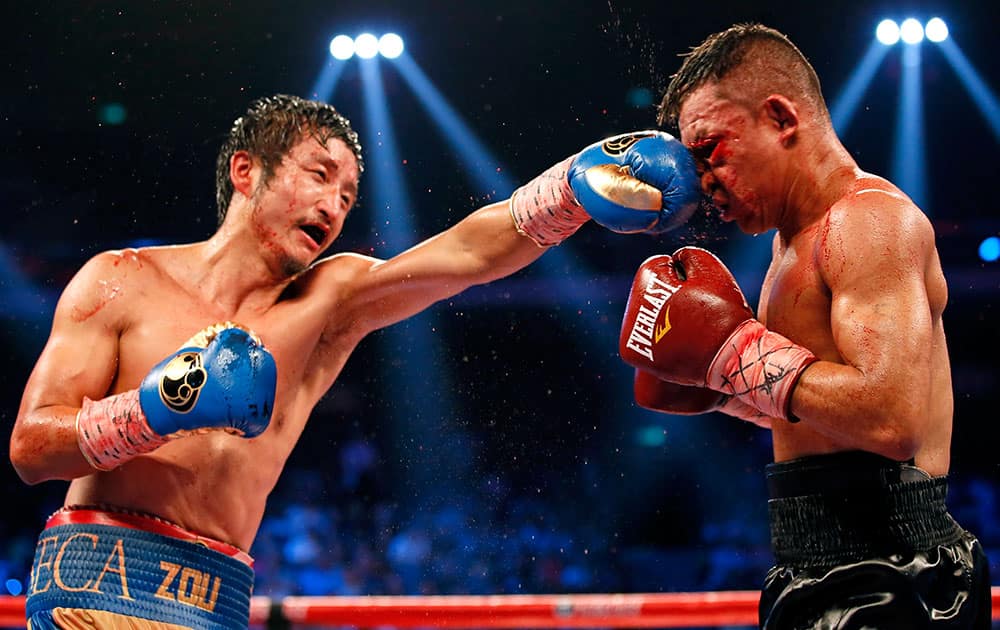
509, 131, 701, 246
619, 247, 817, 422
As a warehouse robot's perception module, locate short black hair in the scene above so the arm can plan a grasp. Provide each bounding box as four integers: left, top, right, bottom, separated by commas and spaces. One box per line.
659, 23, 826, 129
215, 94, 363, 224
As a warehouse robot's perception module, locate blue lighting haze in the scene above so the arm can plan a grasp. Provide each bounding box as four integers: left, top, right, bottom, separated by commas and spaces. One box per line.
830, 41, 890, 136
308, 58, 347, 103
937, 39, 1000, 142
891, 45, 928, 211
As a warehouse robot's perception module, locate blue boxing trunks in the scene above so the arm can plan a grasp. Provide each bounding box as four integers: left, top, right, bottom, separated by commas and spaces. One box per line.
759, 451, 991, 629
26, 507, 254, 629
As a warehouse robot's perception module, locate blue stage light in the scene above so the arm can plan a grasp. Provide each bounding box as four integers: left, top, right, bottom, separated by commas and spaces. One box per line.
379, 33, 404, 59
5, 578, 22, 596
876, 20, 900, 45
900, 18, 924, 44
355, 33, 379, 59
925, 18, 948, 43
979, 236, 1000, 262
329, 35, 354, 60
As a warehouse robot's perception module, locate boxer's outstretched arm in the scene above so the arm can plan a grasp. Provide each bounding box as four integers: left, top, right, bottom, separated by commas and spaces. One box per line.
788, 193, 938, 460
11, 252, 125, 483
332, 131, 700, 339
335, 200, 545, 336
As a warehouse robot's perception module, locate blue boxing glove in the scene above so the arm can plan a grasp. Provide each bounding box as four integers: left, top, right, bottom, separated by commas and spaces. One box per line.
568, 131, 700, 234
139, 323, 276, 438
76, 322, 277, 470
509, 130, 699, 247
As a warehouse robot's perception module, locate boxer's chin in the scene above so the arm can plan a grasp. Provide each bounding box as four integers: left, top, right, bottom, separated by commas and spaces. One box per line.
280, 255, 308, 278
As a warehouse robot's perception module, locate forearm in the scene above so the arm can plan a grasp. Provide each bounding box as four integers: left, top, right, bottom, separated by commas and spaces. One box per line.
445, 201, 549, 285
788, 361, 924, 460
10, 405, 100, 484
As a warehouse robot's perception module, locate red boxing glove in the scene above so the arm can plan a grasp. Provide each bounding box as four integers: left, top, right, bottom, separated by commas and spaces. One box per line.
619, 247, 817, 422
633, 369, 772, 429
634, 368, 722, 414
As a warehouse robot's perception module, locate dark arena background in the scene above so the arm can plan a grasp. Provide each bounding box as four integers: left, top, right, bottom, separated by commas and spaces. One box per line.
3, 1, 998, 627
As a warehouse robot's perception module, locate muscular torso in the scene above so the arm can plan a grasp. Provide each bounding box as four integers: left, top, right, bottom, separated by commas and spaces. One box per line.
64, 247, 366, 550
757, 184, 953, 475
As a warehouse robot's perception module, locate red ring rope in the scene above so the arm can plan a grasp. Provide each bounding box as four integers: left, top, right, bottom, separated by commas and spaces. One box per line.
0, 588, 996, 627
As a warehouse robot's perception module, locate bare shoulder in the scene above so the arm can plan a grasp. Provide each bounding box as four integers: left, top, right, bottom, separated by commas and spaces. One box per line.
59, 248, 153, 324
288, 252, 383, 328
818, 175, 936, 276
295, 252, 383, 311
299, 251, 381, 291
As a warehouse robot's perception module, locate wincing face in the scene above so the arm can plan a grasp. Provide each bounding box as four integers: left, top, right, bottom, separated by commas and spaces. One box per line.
677, 84, 785, 235
248, 135, 360, 276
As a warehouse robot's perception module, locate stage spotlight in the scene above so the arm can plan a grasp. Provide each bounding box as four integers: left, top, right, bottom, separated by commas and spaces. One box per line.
355, 33, 379, 59
925, 18, 949, 43
379, 33, 404, 59
980, 236, 1000, 263
329, 35, 354, 60
900, 18, 924, 44
876, 19, 900, 45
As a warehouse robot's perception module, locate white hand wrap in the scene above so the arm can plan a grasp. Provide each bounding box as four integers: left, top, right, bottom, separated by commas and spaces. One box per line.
509, 155, 589, 247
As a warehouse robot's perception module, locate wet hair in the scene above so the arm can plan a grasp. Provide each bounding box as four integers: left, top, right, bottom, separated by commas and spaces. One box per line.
658, 23, 827, 129
215, 94, 364, 225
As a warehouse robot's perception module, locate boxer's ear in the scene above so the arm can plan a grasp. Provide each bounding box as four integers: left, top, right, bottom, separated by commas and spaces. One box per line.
230, 150, 256, 199
762, 95, 798, 146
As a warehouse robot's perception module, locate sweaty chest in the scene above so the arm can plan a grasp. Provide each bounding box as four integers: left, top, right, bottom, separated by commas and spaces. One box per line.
758, 239, 838, 359
114, 290, 327, 411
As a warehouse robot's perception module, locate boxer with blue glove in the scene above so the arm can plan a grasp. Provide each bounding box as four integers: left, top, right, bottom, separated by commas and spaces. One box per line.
509, 131, 701, 246
14, 96, 706, 629
76, 322, 277, 470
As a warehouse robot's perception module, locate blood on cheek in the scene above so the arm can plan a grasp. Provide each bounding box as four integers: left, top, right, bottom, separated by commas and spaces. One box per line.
250, 205, 283, 256
710, 141, 731, 165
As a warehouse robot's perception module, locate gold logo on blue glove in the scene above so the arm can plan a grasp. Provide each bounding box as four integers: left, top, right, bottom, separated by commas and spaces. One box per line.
159, 352, 208, 413
582, 164, 661, 213
601, 132, 657, 156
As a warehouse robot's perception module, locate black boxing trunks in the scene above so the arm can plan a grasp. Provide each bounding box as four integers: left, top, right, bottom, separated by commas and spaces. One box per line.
26, 507, 254, 629
758, 451, 991, 629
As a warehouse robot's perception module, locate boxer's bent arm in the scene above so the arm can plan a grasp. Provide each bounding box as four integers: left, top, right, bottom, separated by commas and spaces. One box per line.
787, 198, 936, 460
11, 252, 126, 483
338, 201, 546, 336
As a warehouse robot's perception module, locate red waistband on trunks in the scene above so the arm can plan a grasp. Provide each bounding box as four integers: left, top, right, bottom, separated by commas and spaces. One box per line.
45, 506, 254, 568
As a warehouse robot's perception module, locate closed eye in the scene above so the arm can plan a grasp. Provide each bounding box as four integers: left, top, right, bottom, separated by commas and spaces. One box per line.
689, 138, 718, 164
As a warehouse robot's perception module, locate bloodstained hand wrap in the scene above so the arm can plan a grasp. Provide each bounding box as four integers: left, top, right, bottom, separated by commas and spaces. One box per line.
707, 320, 818, 422
76, 390, 168, 471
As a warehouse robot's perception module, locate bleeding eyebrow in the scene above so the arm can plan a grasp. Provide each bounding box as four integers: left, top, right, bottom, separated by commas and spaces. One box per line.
687, 136, 719, 160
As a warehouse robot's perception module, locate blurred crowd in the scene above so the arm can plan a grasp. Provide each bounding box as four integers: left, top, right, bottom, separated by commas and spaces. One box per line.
5, 432, 995, 602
